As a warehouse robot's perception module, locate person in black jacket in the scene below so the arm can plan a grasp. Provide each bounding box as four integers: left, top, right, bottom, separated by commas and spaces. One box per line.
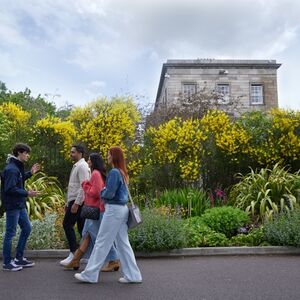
1, 143, 40, 271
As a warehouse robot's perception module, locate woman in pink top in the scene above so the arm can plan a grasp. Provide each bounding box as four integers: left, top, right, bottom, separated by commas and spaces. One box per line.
64, 153, 119, 270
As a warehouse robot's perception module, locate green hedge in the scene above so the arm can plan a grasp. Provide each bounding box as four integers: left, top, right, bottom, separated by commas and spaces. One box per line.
0, 213, 66, 250
200, 206, 250, 238
229, 227, 265, 246
128, 209, 187, 252
264, 211, 300, 247
184, 217, 229, 247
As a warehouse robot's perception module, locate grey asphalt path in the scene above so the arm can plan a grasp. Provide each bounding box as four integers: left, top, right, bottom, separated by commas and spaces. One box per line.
0, 256, 300, 300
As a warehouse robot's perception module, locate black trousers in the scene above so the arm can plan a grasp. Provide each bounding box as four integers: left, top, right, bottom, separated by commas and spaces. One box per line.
63, 200, 84, 253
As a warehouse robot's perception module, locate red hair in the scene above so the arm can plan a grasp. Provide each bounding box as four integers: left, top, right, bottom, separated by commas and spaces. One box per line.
109, 146, 129, 184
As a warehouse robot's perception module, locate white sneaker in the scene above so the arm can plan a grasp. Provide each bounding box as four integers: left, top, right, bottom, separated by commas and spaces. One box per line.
118, 277, 142, 284
59, 252, 74, 266
74, 273, 93, 283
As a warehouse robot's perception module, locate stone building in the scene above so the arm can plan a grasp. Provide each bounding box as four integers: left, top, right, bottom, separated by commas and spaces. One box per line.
155, 59, 281, 114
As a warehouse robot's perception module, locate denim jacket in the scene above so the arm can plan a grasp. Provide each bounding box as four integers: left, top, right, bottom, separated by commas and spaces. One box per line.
101, 168, 128, 205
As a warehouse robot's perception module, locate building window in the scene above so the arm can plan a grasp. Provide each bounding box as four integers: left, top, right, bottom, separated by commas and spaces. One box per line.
182, 83, 197, 99
250, 84, 264, 104
217, 84, 230, 104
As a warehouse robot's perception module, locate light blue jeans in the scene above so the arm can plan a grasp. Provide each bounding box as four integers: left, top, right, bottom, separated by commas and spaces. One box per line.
82, 212, 118, 261
79, 204, 142, 283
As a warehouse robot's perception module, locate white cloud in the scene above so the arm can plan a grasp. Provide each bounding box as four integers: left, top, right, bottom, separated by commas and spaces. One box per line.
264, 26, 299, 57
74, 0, 107, 16
0, 0, 300, 108
0, 9, 29, 47
0, 51, 24, 77
83, 80, 107, 100
90, 80, 106, 88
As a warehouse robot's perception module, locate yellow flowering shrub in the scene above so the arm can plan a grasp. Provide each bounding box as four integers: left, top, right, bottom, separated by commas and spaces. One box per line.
0, 102, 31, 143
200, 110, 250, 157
270, 108, 300, 162
127, 144, 143, 180
147, 118, 206, 181
0, 102, 30, 128
0, 111, 11, 142
34, 116, 77, 158
147, 118, 181, 164
239, 109, 300, 165
145, 108, 299, 184
68, 97, 141, 158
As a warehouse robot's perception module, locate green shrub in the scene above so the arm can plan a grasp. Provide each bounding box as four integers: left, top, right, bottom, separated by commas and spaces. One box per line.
128, 209, 187, 252
0, 213, 67, 250
25, 172, 65, 220
184, 217, 212, 247
264, 211, 300, 246
200, 206, 250, 238
184, 216, 229, 247
155, 187, 210, 217
27, 213, 67, 249
230, 164, 300, 222
203, 232, 229, 247
229, 227, 265, 246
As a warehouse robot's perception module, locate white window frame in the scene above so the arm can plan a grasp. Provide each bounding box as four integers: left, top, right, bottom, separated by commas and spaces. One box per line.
217, 83, 230, 104
182, 83, 197, 99
250, 84, 264, 105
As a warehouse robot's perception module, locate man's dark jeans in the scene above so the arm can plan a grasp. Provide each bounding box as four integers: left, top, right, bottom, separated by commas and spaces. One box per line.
3, 208, 32, 265
63, 201, 84, 253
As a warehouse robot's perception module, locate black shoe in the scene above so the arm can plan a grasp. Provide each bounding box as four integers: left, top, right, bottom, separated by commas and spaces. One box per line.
14, 257, 35, 268
3, 261, 23, 271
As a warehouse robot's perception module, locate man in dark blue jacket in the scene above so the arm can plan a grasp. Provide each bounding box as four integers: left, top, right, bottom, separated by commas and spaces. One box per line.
1, 143, 40, 271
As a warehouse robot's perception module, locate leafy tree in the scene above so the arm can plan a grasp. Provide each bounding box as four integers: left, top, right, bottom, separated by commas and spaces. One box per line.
0, 111, 12, 162
0, 81, 7, 93
56, 103, 74, 120
0, 83, 56, 121
31, 116, 76, 186
0, 102, 31, 162
147, 86, 244, 128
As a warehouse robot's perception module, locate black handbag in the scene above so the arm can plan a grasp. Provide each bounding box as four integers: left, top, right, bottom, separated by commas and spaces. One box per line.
80, 205, 100, 220
126, 185, 142, 229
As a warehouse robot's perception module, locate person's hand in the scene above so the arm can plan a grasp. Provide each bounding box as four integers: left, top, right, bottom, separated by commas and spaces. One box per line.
31, 163, 41, 174
71, 203, 79, 214
28, 190, 39, 197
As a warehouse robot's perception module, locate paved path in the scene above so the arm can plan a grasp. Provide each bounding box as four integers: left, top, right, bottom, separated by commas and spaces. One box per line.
1, 256, 300, 300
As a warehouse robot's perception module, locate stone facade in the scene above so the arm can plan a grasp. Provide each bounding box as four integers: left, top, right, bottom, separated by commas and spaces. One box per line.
155, 59, 281, 114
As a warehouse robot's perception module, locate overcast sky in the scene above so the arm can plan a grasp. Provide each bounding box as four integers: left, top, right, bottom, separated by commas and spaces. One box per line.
0, 0, 300, 109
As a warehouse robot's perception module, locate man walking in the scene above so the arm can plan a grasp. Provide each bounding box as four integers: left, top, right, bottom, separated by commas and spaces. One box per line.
60, 145, 90, 266
1, 143, 40, 271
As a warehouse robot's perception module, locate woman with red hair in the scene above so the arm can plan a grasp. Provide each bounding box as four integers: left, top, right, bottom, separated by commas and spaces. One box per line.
74, 146, 142, 284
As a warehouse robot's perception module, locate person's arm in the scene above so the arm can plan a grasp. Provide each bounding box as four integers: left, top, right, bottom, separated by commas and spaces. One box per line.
83, 171, 102, 198
4, 169, 28, 197
24, 163, 40, 180
101, 169, 120, 200
24, 171, 32, 180
74, 164, 90, 206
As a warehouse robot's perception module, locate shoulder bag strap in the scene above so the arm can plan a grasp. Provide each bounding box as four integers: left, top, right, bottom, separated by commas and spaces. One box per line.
126, 183, 134, 206
118, 168, 134, 206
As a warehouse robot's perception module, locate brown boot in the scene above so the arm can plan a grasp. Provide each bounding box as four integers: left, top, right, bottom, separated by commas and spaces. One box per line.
101, 260, 120, 272
64, 235, 90, 270
64, 249, 84, 270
